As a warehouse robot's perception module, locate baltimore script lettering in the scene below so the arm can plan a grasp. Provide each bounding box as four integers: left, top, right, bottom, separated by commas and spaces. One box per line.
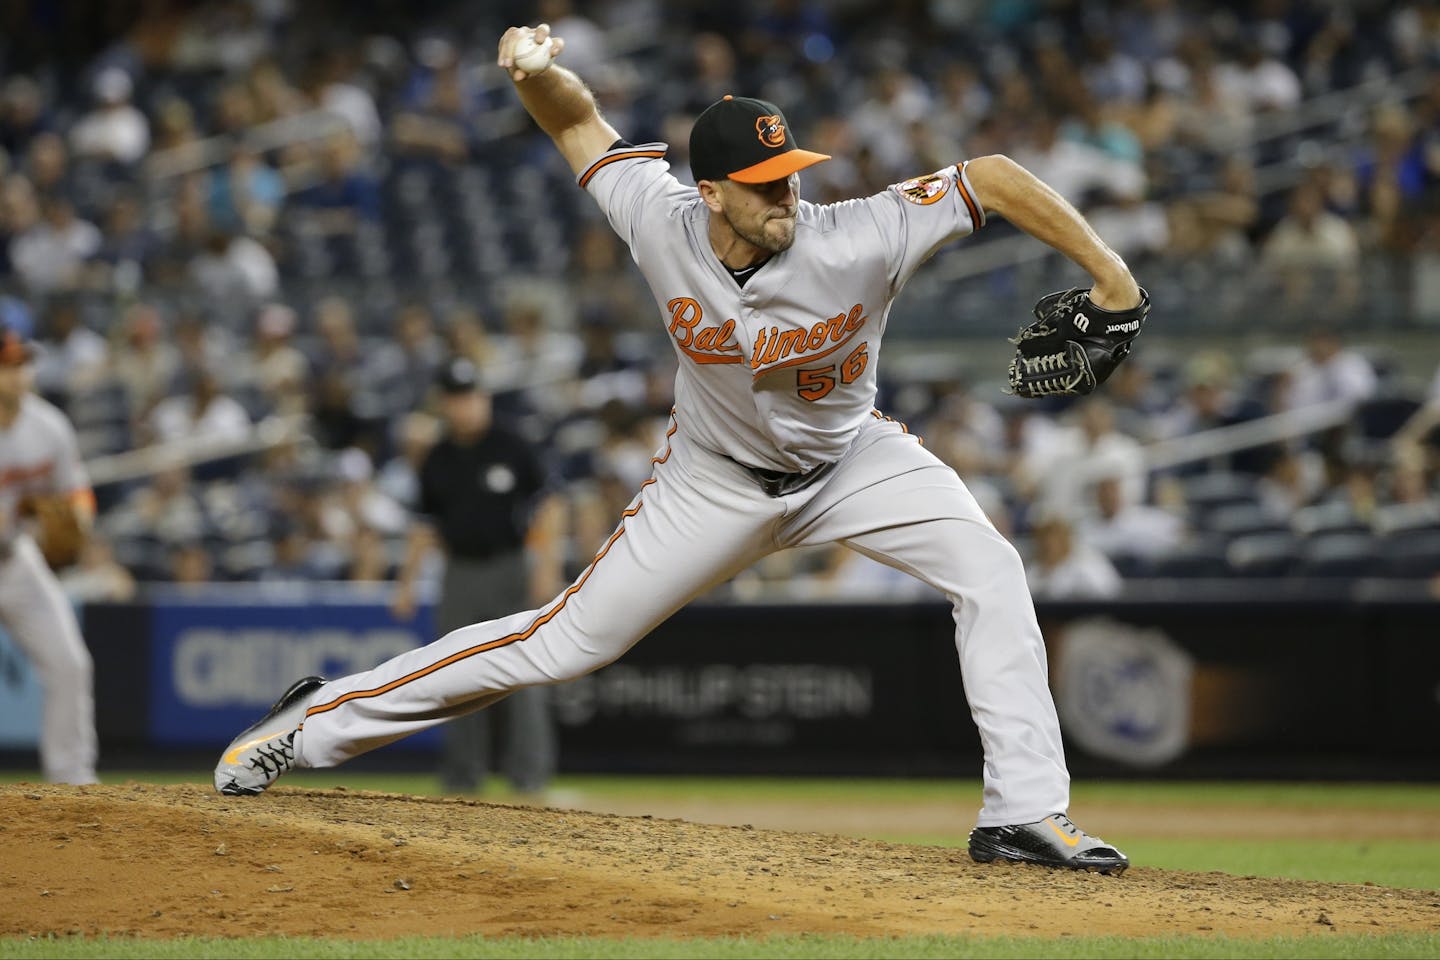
664, 297, 869, 370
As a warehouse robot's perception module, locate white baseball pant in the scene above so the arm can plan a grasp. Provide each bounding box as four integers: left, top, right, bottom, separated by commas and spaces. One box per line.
299, 414, 1068, 826
0, 535, 97, 784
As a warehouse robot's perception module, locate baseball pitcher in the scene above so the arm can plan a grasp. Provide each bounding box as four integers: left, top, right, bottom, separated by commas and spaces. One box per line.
0, 325, 98, 784
216, 23, 1150, 874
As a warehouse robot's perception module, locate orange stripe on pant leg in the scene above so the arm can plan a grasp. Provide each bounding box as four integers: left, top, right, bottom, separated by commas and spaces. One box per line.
303, 416, 679, 722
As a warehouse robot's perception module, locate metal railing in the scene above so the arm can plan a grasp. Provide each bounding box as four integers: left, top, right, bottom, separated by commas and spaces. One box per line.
144, 109, 349, 181
1140, 399, 1356, 473
86, 413, 310, 487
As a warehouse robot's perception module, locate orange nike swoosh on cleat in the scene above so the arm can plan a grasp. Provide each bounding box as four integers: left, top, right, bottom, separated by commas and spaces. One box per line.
223, 731, 286, 765
1045, 819, 1081, 847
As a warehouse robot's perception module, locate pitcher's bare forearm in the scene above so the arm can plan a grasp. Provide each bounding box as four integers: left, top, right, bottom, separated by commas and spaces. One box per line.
499, 24, 620, 174
512, 64, 592, 138
965, 154, 1140, 310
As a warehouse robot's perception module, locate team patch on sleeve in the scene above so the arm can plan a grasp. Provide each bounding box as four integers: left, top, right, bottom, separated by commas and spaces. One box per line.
893, 172, 951, 205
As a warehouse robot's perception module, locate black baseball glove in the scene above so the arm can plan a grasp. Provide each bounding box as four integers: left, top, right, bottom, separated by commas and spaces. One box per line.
1007, 287, 1150, 399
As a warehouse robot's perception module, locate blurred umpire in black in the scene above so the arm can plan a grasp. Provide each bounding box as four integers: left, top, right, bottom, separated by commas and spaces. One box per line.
391, 356, 564, 795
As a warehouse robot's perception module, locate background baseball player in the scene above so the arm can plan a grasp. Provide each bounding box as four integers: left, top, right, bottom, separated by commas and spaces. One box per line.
216, 21, 1148, 875
0, 324, 98, 785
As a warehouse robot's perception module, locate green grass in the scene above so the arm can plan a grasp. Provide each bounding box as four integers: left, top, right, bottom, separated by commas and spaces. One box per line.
7, 771, 1437, 811
880, 835, 1440, 891
3, 933, 1439, 960
1115, 839, 1440, 892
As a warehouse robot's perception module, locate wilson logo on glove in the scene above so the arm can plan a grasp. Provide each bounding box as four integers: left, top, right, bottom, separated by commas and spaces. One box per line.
1007, 287, 1149, 399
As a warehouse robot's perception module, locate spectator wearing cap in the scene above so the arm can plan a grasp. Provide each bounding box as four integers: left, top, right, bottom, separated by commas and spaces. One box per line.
391, 357, 565, 796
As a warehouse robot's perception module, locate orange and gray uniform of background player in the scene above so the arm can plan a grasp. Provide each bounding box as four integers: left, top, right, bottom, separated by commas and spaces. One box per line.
297, 147, 1070, 827
0, 393, 97, 784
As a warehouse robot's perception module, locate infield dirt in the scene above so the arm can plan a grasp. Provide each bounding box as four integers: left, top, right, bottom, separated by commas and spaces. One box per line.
2, 783, 1437, 942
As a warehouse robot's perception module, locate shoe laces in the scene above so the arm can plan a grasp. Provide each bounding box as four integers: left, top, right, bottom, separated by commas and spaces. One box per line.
247, 730, 299, 782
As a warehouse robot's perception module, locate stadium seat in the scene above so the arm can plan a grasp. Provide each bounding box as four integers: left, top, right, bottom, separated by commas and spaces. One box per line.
1355, 396, 1422, 440
1227, 531, 1301, 577
1181, 471, 1259, 516
1380, 528, 1440, 578
1149, 537, 1230, 578
1297, 532, 1380, 578
1291, 501, 1369, 538
1206, 502, 1290, 538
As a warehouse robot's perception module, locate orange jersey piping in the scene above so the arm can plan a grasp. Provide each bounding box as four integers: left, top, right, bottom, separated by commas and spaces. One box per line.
303, 415, 680, 723
579, 149, 666, 188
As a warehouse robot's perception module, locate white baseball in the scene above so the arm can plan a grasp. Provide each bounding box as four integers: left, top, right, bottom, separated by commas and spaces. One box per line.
512, 35, 555, 75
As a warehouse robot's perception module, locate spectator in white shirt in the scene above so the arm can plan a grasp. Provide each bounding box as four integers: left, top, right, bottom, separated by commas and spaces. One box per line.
33, 294, 108, 398
1024, 397, 1147, 513
1261, 182, 1361, 312
147, 367, 252, 446
1013, 110, 1145, 210
377, 412, 441, 511
189, 230, 279, 304
9, 195, 101, 292
1026, 512, 1123, 600
1285, 326, 1377, 410
1217, 42, 1302, 113
1080, 473, 1186, 562
849, 66, 933, 179
69, 67, 150, 165
539, 0, 610, 77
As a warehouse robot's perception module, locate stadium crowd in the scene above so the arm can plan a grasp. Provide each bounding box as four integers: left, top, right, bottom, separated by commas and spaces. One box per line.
2, 0, 1440, 601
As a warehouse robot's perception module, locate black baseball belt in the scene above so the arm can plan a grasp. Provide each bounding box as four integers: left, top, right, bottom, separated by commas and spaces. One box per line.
745, 460, 836, 497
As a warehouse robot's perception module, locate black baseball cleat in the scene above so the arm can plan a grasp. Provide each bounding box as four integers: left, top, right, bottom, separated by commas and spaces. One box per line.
968, 814, 1130, 875
213, 676, 327, 796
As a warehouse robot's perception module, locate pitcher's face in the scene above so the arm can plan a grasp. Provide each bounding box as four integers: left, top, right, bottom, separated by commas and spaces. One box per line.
713, 173, 800, 253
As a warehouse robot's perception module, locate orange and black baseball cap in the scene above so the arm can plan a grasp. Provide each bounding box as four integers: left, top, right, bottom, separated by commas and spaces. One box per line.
0, 326, 33, 366
689, 95, 830, 184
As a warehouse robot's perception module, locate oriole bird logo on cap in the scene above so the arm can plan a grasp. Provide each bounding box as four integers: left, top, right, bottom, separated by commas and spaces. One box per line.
756, 115, 786, 148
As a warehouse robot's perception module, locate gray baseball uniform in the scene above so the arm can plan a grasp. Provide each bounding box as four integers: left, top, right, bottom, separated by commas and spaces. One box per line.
0, 393, 97, 784
294, 146, 1070, 825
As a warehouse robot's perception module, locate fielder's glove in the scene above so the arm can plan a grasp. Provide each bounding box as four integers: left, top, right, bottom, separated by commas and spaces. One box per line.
1007, 286, 1150, 399
18, 494, 85, 569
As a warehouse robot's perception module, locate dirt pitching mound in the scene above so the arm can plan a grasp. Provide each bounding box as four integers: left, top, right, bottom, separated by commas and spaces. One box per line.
2, 783, 1436, 942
